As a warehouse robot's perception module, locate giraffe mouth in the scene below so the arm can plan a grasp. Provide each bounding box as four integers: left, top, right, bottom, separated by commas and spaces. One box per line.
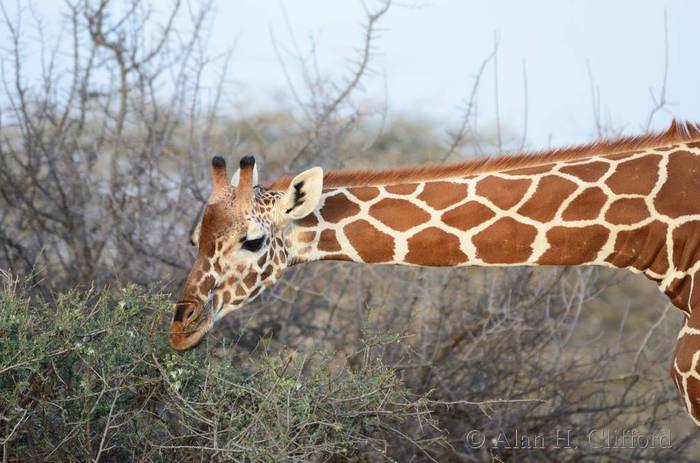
169, 300, 215, 351
169, 317, 214, 350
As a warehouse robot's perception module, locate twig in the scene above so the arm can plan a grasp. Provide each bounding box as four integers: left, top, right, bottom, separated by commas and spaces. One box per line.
93, 389, 119, 463
443, 35, 499, 160
645, 9, 670, 130
286, 0, 392, 167
634, 303, 671, 370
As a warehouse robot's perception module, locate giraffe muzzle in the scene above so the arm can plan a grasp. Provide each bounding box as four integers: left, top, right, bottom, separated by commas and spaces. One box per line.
169, 301, 214, 351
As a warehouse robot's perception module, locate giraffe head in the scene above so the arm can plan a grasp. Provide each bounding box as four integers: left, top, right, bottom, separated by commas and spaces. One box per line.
169, 155, 323, 350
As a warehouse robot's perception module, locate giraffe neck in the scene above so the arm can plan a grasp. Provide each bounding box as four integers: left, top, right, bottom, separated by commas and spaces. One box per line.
289, 142, 700, 313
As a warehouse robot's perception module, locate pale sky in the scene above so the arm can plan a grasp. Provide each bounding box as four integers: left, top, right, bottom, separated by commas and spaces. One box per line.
209, 0, 700, 148
7, 0, 700, 149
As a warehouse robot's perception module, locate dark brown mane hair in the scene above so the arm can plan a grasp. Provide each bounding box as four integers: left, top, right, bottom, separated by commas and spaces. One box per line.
266, 120, 700, 190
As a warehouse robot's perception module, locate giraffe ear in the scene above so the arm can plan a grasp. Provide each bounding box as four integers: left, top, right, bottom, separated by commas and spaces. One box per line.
278, 167, 323, 221
231, 163, 259, 188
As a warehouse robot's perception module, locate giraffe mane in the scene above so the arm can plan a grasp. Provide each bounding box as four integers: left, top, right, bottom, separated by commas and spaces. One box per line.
266, 120, 700, 190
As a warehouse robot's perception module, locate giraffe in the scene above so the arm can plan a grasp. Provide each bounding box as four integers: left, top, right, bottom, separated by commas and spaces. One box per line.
169, 120, 700, 426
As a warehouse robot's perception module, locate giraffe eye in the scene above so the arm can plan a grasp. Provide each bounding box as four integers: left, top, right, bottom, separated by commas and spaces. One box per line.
241, 236, 265, 252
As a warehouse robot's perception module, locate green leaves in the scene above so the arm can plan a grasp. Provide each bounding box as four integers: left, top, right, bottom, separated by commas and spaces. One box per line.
0, 276, 426, 462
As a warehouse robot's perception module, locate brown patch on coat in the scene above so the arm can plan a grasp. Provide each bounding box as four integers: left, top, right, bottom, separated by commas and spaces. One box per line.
691, 275, 700, 313
297, 231, 316, 243
605, 154, 661, 195
687, 378, 700, 409
561, 187, 607, 221
417, 182, 470, 210
672, 221, 700, 272
559, 161, 610, 182
606, 151, 639, 161
348, 186, 380, 202
654, 145, 679, 152
320, 193, 360, 223
539, 225, 609, 264
243, 272, 257, 289
318, 229, 342, 252
369, 198, 430, 231
473, 217, 537, 263
655, 151, 700, 217
260, 265, 273, 281
441, 201, 495, 231
604, 198, 650, 225
296, 212, 319, 227
475, 176, 531, 210
605, 220, 668, 274
666, 276, 693, 313
517, 175, 578, 222
319, 253, 353, 261
344, 219, 395, 263
504, 163, 555, 175
199, 275, 215, 296
674, 330, 700, 370
385, 183, 417, 195
405, 227, 467, 266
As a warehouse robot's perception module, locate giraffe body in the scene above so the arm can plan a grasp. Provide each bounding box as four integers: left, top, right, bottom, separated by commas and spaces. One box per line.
169, 121, 700, 427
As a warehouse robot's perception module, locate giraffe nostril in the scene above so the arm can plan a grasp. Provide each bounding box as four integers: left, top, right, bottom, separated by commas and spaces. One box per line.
174, 299, 201, 323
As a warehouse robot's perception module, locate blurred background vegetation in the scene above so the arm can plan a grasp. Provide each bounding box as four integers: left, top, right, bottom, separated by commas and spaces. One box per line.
0, 0, 697, 461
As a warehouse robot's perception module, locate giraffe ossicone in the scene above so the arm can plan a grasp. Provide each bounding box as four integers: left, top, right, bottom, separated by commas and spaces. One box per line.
169, 121, 700, 427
